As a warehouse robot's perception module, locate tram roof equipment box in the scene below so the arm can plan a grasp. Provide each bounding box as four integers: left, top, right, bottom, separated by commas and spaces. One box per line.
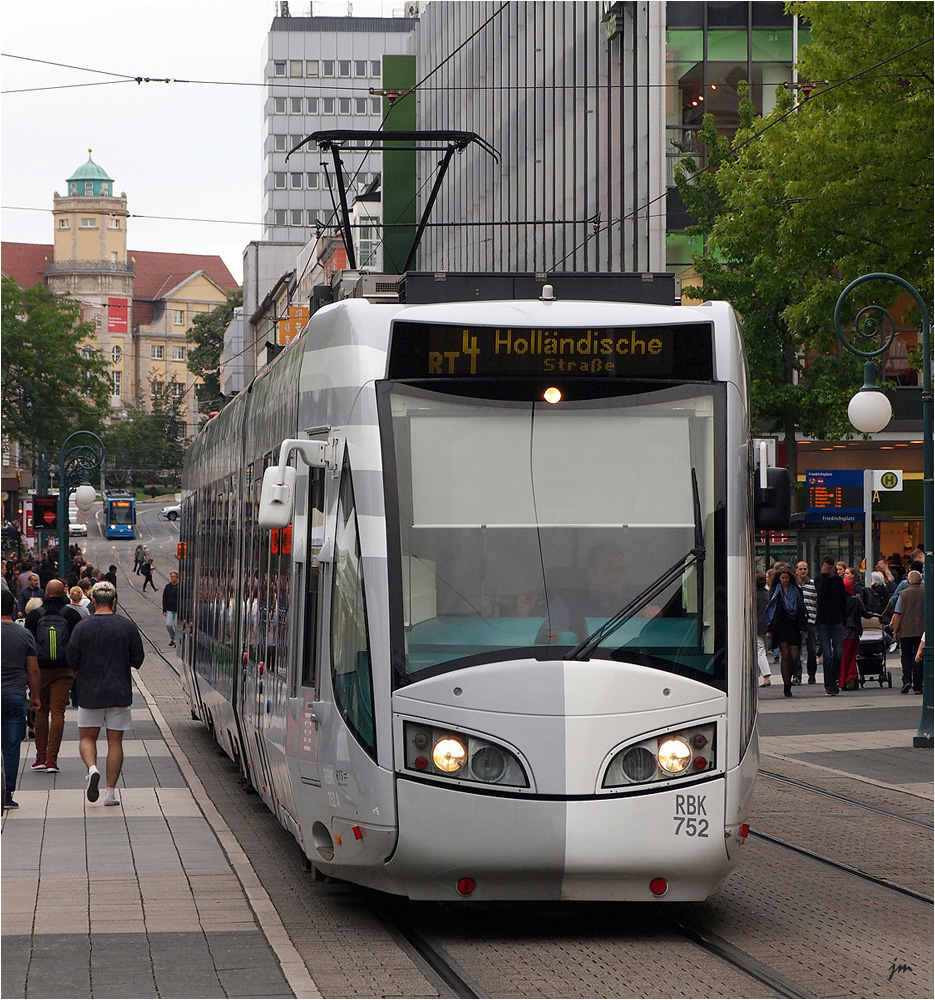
396, 272, 680, 305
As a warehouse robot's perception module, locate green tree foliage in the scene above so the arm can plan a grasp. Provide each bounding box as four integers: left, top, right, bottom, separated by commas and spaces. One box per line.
101, 378, 188, 488
187, 288, 243, 417
675, 1, 933, 474
1, 276, 112, 462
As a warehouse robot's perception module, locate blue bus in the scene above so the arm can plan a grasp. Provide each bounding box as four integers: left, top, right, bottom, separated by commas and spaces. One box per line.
104, 494, 136, 539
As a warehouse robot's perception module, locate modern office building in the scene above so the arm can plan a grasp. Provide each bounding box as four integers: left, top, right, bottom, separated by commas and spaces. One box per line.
415, 1, 667, 273
261, 7, 417, 245
664, 0, 802, 271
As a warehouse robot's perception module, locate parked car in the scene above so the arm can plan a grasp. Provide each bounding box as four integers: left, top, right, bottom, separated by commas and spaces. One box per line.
161, 503, 181, 521
68, 505, 87, 536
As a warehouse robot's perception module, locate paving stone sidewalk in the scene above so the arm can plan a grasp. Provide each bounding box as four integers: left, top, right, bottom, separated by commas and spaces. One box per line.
1, 682, 296, 999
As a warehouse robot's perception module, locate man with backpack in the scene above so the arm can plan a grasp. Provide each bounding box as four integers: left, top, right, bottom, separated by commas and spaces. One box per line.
24, 579, 84, 773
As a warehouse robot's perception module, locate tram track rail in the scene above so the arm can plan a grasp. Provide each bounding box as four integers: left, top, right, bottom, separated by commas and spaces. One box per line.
375, 901, 486, 999
749, 827, 934, 905
759, 768, 934, 831
670, 918, 817, 999
375, 898, 820, 1000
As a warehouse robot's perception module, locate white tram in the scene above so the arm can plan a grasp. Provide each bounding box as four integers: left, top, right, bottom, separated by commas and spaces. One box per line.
179, 279, 787, 901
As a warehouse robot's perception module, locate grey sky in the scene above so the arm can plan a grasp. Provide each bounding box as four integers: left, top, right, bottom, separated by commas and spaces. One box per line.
1, 0, 402, 283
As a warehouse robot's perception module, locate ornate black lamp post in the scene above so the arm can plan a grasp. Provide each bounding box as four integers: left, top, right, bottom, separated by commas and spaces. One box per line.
57, 432, 104, 578
833, 273, 932, 748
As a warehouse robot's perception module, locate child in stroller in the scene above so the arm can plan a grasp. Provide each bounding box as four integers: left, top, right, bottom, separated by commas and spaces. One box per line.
856, 615, 893, 688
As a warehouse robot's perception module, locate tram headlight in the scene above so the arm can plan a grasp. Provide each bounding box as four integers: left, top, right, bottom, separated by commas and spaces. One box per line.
602, 723, 717, 789
620, 746, 657, 782
432, 737, 467, 773
471, 745, 506, 782
657, 738, 692, 773
403, 722, 529, 788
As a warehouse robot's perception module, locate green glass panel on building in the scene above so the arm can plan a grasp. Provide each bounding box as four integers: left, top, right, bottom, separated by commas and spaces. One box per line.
666, 233, 703, 272
705, 30, 748, 61
666, 29, 704, 63
751, 28, 793, 61
381, 55, 416, 275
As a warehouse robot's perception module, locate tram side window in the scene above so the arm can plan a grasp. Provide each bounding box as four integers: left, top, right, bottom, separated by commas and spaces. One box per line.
245, 463, 261, 664
331, 464, 376, 757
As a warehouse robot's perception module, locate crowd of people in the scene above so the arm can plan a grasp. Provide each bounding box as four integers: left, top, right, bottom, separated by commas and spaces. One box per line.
756, 549, 926, 699
1, 543, 168, 812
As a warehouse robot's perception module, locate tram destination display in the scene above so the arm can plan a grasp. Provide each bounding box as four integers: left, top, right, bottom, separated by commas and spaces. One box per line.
388, 322, 714, 380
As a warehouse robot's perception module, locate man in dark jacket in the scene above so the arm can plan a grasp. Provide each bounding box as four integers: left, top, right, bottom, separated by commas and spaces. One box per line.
162, 571, 179, 647
15, 573, 44, 620
24, 579, 84, 772
815, 555, 847, 696
67, 581, 144, 806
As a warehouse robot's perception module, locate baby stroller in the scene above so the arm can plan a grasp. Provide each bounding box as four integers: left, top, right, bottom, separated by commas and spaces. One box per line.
857, 616, 893, 688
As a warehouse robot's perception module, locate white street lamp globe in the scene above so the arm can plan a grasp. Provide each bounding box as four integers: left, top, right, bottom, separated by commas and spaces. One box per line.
848, 389, 892, 434
73, 484, 96, 512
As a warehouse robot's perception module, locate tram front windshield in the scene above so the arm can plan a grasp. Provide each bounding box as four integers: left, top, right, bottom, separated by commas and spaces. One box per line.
109, 501, 133, 525
383, 383, 724, 685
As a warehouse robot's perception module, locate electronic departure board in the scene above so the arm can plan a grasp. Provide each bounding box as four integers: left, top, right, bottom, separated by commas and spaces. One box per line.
387, 322, 714, 381
805, 470, 864, 521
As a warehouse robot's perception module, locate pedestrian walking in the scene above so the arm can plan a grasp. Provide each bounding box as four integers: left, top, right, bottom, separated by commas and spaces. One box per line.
69, 586, 91, 618
23, 580, 83, 773
15, 573, 43, 619
794, 560, 819, 684
133, 544, 144, 575
765, 565, 808, 697
66, 581, 144, 806
162, 571, 179, 647
840, 582, 869, 691
755, 572, 771, 687
2, 589, 41, 810
140, 550, 156, 593
890, 571, 925, 694
815, 555, 847, 696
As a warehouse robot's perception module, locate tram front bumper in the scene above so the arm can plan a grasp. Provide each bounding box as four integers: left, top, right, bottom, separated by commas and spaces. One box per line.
385, 775, 732, 901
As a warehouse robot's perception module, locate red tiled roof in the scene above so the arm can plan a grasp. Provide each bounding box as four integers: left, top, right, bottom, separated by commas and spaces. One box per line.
129, 250, 237, 300
1, 242, 238, 303
0, 242, 53, 289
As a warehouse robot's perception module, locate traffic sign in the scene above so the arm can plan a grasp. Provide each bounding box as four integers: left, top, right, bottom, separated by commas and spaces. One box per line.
872, 469, 903, 491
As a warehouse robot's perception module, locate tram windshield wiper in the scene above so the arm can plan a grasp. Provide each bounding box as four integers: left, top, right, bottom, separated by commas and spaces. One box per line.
566, 468, 706, 661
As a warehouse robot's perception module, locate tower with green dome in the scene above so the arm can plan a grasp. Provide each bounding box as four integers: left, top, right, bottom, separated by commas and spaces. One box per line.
50, 150, 134, 409
52, 150, 131, 282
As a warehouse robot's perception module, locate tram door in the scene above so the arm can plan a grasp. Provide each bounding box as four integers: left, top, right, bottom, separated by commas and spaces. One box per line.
291, 461, 328, 786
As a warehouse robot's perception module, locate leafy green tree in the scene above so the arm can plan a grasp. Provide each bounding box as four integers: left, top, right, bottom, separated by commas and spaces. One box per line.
101, 379, 188, 489
187, 288, 243, 417
675, 1, 933, 475
1, 276, 112, 464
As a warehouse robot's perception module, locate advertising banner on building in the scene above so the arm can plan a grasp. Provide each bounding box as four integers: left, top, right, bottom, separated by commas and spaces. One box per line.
107, 297, 128, 333
278, 306, 308, 346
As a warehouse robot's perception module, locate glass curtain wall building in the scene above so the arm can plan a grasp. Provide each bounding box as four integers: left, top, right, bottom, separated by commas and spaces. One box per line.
665, 1, 802, 272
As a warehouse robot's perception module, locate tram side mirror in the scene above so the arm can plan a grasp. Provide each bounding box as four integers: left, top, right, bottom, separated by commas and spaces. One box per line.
258, 466, 297, 529
754, 467, 792, 531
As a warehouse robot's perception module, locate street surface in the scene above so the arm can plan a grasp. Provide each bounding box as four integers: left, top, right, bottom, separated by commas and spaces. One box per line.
2, 502, 931, 999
